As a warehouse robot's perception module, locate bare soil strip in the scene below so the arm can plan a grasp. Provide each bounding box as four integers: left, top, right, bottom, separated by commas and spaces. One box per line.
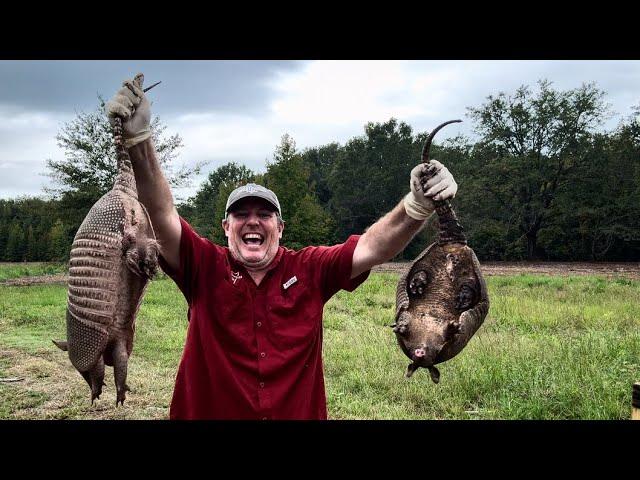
375, 261, 640, 278
1, 274, 68, 286
2, 262, 639, 286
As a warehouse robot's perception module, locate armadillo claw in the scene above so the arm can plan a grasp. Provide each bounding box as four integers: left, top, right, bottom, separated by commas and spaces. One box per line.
455, 284, 476, 311
409, 270, 428, 296
428, 366, 441, 384
393, 324, 408, 336
405, 363, 419, 378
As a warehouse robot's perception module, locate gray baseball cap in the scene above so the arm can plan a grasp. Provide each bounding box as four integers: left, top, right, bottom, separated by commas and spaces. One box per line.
225, 183, 282, 219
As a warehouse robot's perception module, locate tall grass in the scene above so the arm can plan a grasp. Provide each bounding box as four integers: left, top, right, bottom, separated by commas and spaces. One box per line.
1, 273, 638, 419
0, 263, 67, 282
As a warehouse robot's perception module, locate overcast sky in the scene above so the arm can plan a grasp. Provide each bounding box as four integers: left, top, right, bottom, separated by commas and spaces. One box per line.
1, 60, 638, 202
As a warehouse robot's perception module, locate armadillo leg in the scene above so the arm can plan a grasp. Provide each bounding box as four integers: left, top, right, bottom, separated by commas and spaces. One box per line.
80, 357, 105, 404
112, 340, 130, 406
123, 235, 143, 277
142, 238, 159, 278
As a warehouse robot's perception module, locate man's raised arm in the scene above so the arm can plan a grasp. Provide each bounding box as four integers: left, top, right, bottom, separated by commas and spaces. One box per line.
351, 160, 457, 278
105, 74, 181, 272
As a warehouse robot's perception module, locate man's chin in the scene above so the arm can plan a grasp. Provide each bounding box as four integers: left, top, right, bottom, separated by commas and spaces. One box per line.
238, 250, 269, 267
230, 242, 277, 269
240, 248, 265, 260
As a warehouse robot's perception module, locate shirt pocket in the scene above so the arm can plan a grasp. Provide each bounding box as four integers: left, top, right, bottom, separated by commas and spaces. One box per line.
210, 278, 251, 349
267, 280, 319, 349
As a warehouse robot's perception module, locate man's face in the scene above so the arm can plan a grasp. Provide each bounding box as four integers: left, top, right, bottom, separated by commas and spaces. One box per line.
223, 198, 284, 270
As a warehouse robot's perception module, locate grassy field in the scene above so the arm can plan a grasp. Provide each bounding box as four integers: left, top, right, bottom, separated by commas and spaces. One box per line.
1, 271, 639, 419
0, 262, 67, 282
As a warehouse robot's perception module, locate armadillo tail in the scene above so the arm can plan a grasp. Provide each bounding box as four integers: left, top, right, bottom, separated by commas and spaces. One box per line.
111, 117, 138, 198
435, 201, 467, 245
418, 119, 466, 245
52, 339, 68, 351
421, 119, 462, 163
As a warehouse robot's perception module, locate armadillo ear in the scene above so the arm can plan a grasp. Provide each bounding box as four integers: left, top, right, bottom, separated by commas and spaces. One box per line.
133, 73, 144, 89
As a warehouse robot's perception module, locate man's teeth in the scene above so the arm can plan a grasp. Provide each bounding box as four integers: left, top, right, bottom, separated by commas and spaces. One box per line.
243, 233, 264, 245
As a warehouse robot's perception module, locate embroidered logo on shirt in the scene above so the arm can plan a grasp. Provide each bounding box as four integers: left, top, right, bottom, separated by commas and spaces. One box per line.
283, 275, 298, 290
231, 271, 243, 285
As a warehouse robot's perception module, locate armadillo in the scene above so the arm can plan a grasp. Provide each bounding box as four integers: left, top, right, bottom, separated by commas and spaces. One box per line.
53, 74, 159, 405
392, 120, 489, 383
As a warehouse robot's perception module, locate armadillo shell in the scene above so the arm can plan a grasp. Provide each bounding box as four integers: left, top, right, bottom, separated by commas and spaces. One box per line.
395, 240, 489, 366
66, 190, 155, 372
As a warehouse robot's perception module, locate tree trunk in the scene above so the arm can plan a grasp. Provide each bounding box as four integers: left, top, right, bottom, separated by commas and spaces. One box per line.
526, 231, 539, 260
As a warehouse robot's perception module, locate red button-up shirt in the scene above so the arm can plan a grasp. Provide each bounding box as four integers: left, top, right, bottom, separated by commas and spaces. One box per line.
159, 217, 370, 420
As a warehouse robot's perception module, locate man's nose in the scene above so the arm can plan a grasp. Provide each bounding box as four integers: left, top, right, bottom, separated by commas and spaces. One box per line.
246, 214, 260, 225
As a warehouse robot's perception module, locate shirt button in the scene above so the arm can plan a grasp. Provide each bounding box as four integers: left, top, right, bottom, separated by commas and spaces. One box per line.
260, 352, 266, 358
259, 382, 265, 388
256, 321, 262, 327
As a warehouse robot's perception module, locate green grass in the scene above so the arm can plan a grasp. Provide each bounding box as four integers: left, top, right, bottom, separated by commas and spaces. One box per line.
0, 262, 67, 281
0, 279, 188, 366
1, 273, 638, 419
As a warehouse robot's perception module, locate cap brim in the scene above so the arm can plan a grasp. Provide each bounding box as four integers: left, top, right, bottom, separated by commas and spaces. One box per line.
226, 193, 280, 214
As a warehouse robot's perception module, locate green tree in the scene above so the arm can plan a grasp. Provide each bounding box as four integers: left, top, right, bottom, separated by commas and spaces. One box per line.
5, 222, 26, 261
0, 217, 7, 261
45, 96, 193, 199
0, 197, 60, 261
467, 80, 611, 259
328, 119, 417, 240
48, 219, 69, 262
545, 105, 640, 260
44, 96, 203, 240
180, 162, 255, 239
264, 134, 334, 250
326, 118, 457, 258
300, 142, 341, 208
25, 225, 36, 261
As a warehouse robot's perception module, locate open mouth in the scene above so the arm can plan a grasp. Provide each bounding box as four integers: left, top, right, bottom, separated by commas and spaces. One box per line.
242, 233, 264, 246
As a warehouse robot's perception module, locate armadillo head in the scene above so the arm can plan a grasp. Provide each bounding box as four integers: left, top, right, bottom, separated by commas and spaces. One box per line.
401, 325, 448, 384
394, 314, 455, 383
405, 324, 447, 367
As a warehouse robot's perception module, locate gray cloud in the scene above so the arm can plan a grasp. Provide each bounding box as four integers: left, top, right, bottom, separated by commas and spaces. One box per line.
0, 60, 306, 116
1, 60, 639, 201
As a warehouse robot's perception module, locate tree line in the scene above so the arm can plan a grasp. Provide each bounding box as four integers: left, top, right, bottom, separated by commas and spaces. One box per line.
1, 80, 638, 262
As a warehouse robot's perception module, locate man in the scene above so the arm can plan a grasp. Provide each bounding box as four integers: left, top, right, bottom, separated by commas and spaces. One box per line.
106, 74, 458, 420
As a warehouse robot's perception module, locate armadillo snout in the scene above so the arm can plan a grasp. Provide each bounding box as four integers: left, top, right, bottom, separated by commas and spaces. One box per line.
414, 348, 426, 358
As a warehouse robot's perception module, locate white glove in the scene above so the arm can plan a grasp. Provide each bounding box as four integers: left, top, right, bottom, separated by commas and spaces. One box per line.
105, 73, 152, 148
403, 159, 458, 221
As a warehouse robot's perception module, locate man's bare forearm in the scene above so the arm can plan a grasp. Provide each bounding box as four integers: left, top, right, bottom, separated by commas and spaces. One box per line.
127, 138, 181, 271
351, 201, 430, 278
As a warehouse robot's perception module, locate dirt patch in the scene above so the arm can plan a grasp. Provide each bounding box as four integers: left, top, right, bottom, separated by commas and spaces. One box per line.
1, 274, 68, 287
0, 346, 171, 419
3, 262, 639, 287
373, 261, 640, 279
